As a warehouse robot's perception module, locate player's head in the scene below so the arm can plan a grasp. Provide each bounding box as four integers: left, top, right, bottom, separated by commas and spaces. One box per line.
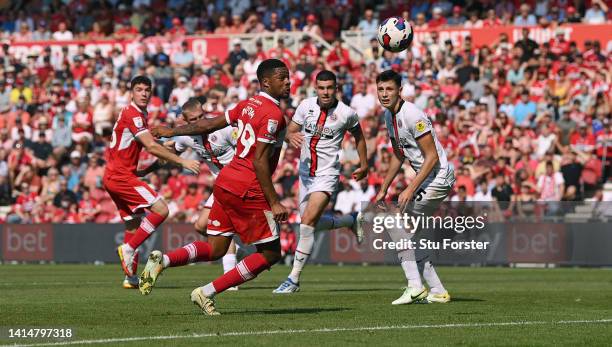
376, 70, 402, 111
256, 58, 290, 100
181, 98, 204, 124
130, 75, 152, 110
315, 70, 337, 108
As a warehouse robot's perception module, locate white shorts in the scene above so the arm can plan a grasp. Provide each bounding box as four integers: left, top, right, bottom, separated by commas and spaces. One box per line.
204, 193, 214, 209
298, 175, 339, 215
410, 183, 452, 215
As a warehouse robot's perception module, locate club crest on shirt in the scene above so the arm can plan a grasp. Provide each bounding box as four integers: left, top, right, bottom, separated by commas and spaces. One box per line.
231, 128, 239, 140
133, 116, 143, 128
242, 106, 255, 119
267, 119, 278, 134
329, 113, 337, 121
415, 120, 426, 132
210, 135, 217, 142
397, 119, 403, 128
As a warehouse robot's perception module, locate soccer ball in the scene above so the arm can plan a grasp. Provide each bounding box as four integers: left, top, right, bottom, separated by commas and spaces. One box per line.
377, 17, 413, 53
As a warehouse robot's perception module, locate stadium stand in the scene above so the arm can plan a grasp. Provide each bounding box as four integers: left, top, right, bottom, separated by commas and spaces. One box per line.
0, 0, 610, 227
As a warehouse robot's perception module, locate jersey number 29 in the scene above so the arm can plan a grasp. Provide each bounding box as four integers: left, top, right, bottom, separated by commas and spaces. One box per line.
236, 119, 255, 158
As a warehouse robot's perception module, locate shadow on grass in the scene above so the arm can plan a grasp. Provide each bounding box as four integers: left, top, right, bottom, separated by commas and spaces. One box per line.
450, 297, 485, 302
224, 307, 351, 315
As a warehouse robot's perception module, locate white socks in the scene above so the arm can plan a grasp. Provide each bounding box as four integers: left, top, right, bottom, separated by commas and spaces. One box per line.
400, 260, 424, 290
422, 261, 446, 294
222, 254, 237, 273
162, 254, 170, 268
201, 283, 216, 298
288, 224, 315, 283
315, 214, 354, 231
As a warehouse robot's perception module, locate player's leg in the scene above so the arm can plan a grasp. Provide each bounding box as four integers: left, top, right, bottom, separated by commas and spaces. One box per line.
139, 200, 234, 295
118, 199, 169, 277
140, 234, 232, 295
414, 186, 451, 303
275, 191, 329, 294
386, 225, 428, 305
191, 192, 280, 314
192, 238, 281, 315
121, 216, 141, 289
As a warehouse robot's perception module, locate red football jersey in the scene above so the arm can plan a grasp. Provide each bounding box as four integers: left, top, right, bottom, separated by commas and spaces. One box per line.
104, 102, 149, 178
216, 92, 286, 198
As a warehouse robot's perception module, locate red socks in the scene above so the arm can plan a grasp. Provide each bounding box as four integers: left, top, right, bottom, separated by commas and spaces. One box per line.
212, 253, 270, 293
166, 241, 212, 267
124, 231, 139, 274
127, 212, 166, 250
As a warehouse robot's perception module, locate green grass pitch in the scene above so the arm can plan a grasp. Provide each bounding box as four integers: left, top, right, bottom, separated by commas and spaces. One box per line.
1, 264, 612, 346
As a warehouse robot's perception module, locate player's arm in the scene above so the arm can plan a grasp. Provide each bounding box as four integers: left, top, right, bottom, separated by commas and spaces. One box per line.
375, 138, 404, 203
151, 115, 228, 137
136, 131, 200, 174
349, 124, 368, 181
284, 121, 303, 148
136, 140, 177, 177
253, 141, 288, 222
398, 133, 439, 211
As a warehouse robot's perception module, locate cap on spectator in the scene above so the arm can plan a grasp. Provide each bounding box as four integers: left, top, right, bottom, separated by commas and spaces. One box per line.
103, 78, 112, 84
307, 14, 316, 22
71, 151, 81, 159
453, 6, 461, 13
578, 121, 587, 128
567, 6, 576, 14
52, 79, 61, 85
424, 70, 433, 77
433, 7, 442, 14
178, 76, 188, 83
172, 17, 181, 26
15, 78, 23, 85
159, 55, 168, 63
555, 29, 564, 36
232, 38, 241, 46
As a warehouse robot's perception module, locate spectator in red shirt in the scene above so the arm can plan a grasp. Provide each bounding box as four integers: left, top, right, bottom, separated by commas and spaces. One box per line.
182, 183, 204, 212
267, 38, 295, 68
570, 122, 597, 154
326, 39, 352, 72
429, 7, 447, 28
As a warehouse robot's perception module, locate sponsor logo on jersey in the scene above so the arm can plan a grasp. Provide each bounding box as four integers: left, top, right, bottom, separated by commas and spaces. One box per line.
267, 119, 278, 134
231, 129, 239, 140
398, 137, 412, 148
415, 120, 427, 133
133, 117, 144, 128
304, 121, 335, 139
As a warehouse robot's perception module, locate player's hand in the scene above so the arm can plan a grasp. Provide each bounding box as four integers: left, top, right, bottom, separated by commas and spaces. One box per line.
397, 188, 415, 213
163, 140, 176, 151
271, 202, 289, 222
286, 132, 304, 148
181, 159, 201, 175
351, 166, 368, 181
151, 126, 173, 138
373, 190, 388, 211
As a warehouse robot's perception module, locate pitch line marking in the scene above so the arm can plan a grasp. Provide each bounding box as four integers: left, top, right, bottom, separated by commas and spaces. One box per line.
3, 318, 612, 347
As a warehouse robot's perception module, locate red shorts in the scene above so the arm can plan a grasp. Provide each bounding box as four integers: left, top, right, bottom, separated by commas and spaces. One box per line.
103, 174, 161, 221
207, 185, 279, 245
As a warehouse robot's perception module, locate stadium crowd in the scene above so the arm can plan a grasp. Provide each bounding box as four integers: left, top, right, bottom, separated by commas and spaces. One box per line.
0, 0, 610, 228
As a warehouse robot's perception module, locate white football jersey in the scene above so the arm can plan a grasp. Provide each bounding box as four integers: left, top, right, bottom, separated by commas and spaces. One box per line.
384, 101, 454, 188
293, 97, 360, 177
174, 123, 237, 178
